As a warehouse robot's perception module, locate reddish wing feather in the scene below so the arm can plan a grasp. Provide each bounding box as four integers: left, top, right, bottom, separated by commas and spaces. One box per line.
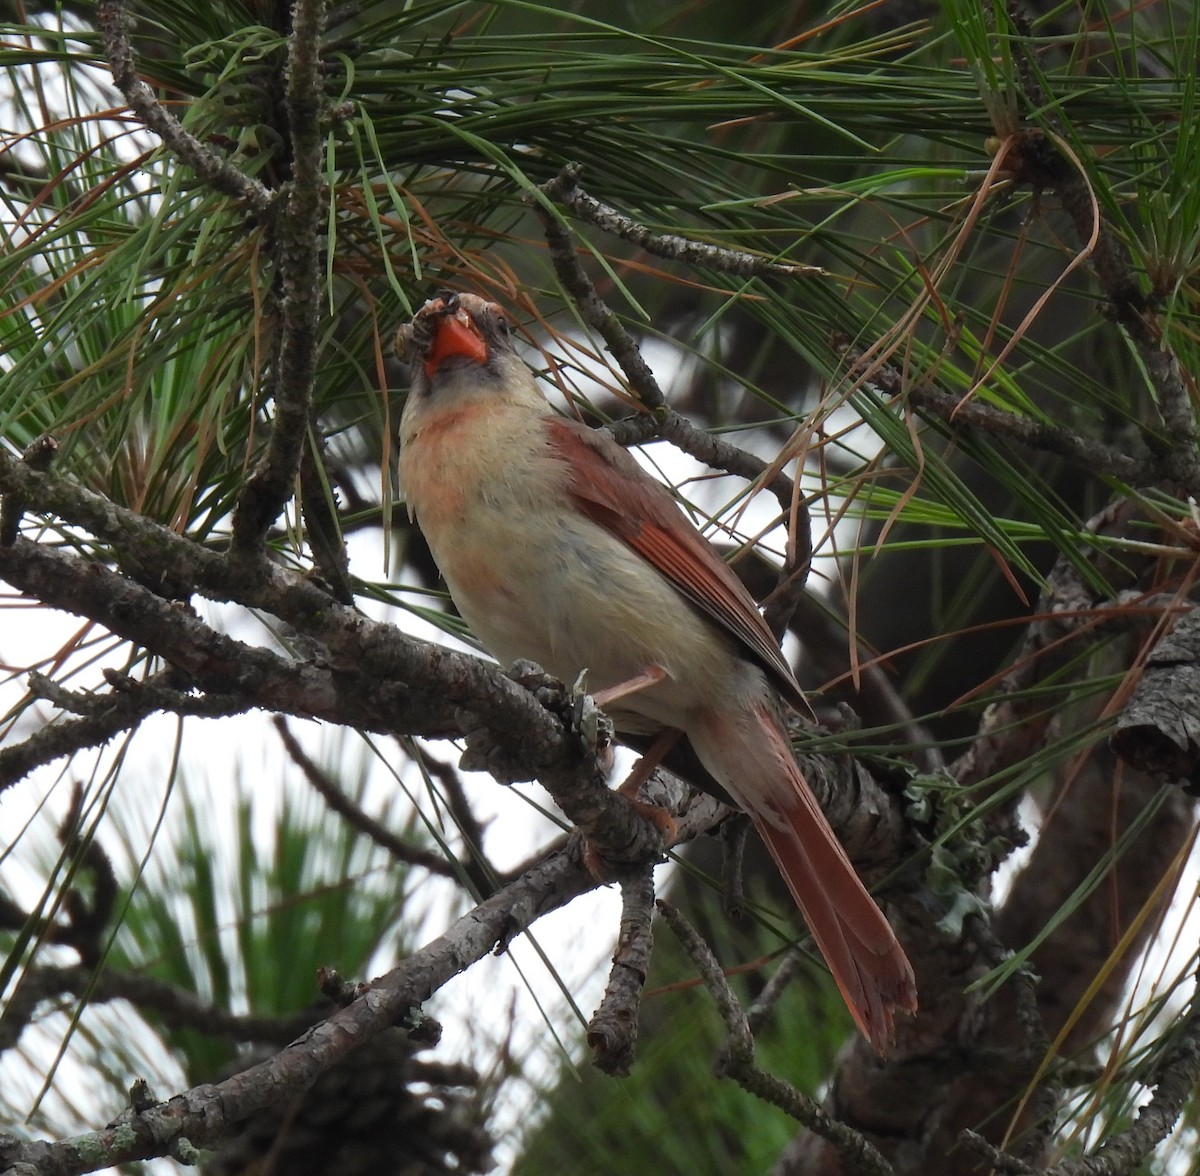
546, 418, 806, 712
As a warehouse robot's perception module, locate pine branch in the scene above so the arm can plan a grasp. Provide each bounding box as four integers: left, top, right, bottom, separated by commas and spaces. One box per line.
231, 0, 329, 549
96, 0, 273, 211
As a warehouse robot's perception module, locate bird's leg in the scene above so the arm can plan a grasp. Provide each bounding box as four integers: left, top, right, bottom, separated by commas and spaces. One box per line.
613, 726, 681, 845
582, 754, 676, 880
616, 727, 682, 800
593, 667, 678, 840
590, 665, 668, 709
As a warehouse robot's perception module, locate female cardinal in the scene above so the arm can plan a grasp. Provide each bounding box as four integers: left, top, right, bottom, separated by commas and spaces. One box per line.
398, 292, 916, 1050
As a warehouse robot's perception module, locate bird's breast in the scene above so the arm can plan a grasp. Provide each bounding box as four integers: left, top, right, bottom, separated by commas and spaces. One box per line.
400, 400, 758, 733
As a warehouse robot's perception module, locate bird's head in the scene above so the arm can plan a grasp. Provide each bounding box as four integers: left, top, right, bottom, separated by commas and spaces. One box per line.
397, 291, 550, 432
397, 291, 516, 379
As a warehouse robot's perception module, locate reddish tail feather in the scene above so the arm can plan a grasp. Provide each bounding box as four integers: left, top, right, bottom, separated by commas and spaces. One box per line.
694, 703, 916, 1052
754, 792, 916, 1052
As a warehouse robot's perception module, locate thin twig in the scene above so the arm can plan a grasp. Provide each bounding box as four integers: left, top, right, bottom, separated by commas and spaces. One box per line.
96, 0, 272, 211
298, 430, 354, 603
746, 948, 810, 1035
1002, 6, 1145, 333
958, 1131, 1040, 1175
1047, 981, 1200, 1176
607, 409, 804, 530
530, 190, 665, 410
841, 343, 1149, 486
949, 496, 1153, 820
54, 784, 117, 970
719, 814, 750, 919
762, 546, 812, 642
656, 900, 894, 1176
543, 164, 821, 279
660, 408, 814, 633
421, 752, 499, 898
0, 964, 322, 1054
587, 867, 656, 1075
1, 672, 249, 793
273, 718, 461, 879
231, 0, 328, 550
0, 791, 120, 996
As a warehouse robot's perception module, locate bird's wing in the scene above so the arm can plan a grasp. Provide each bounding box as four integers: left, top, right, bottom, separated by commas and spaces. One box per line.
547, 418, 807, 712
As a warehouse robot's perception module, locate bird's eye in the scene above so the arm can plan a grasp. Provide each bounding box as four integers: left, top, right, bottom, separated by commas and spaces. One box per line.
494, 314, 511, 337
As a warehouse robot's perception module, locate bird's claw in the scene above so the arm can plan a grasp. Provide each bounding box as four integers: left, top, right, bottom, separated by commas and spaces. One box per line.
456, 663, 615, 783
565, 670, 612, 760
506, 661, 614, 769
580, 796, 675, 884
570, 674, 615, 771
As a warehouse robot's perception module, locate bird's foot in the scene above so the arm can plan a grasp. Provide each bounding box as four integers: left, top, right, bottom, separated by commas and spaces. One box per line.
508, 661, 616, 770
458, 661, 615, 784
622, 797, 677, 844
581, 751, 678, 883
613, 729, 680, 845
580, 796, 675, 884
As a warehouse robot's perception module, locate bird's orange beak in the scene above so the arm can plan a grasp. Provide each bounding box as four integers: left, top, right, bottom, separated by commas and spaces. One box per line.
425, 306, 489, 377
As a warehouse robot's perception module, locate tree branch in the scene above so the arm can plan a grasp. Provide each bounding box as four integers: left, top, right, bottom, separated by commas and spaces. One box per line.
418, 751, 501, 897
0, 792, 729, 1175
542, 164, 819, 280
0, 536, 674, 873
0, 842, 598, 1174
950, 499, 1149, 797
530, 187, 665, 411
0, 671, 248, 790
0, 444, 577, 758
657, 900, 894, 1176
587, 867, 656, 1076
0, 965, 321, 1054
843, 346, 1150, 487
231, 0, 328, 549
273, 717, 462, 879
1111, 604, 1200, 785
95, 0, 273, 211
1050, 983, 1200, 1175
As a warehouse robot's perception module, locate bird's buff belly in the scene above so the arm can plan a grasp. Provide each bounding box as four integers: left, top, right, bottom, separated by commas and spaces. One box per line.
435, 510, 742, 733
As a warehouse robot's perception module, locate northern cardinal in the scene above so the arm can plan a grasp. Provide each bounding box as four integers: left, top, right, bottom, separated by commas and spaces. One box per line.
398, 292, 916, 1050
